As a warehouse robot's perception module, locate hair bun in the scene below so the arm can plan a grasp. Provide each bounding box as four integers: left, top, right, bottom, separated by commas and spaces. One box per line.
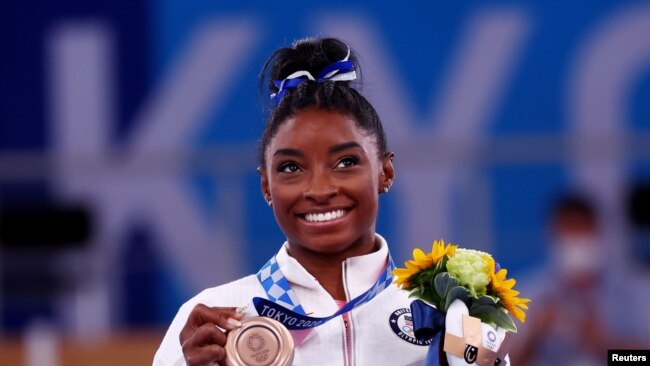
257, 37, 386, 166
261, 38, 358, 97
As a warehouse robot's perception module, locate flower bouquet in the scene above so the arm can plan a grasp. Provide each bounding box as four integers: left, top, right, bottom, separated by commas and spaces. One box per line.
393, 240, 530, 366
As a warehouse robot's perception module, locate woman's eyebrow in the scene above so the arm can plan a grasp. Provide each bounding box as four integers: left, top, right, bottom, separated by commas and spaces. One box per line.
273, 148, 303, 158
329, 141, 363, 154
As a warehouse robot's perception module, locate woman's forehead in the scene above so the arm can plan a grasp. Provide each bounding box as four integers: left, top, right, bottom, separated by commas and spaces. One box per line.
268, 109, 376, 153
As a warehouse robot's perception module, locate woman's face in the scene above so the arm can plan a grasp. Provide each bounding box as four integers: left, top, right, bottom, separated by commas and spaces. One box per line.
261, 107, 394, 257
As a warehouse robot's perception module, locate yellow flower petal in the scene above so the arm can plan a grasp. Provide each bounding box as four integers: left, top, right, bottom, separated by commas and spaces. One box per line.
430, 240, 457, 264
487, 257, 531, 323
393, 242, 455, 288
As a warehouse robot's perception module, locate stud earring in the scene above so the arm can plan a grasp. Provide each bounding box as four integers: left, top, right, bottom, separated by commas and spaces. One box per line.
383, 187, 389, 193
266, 199, 272, 207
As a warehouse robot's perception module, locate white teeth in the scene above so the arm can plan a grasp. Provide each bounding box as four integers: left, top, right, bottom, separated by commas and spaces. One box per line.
304, 210, 346, 223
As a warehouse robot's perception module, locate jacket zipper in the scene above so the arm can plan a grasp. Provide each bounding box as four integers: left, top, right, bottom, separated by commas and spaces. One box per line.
341, 261, 354, 366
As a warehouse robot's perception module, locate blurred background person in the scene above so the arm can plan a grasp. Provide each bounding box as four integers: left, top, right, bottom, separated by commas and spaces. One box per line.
511, 194, 648, 365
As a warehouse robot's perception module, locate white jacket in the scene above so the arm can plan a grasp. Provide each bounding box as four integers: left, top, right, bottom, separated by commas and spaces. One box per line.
153, 235, 428, 365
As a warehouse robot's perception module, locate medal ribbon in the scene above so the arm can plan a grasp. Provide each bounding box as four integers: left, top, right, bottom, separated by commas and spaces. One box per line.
253, 254, 395, 330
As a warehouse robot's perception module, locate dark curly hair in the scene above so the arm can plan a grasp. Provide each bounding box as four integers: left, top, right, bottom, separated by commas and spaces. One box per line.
258, 37, 388, 165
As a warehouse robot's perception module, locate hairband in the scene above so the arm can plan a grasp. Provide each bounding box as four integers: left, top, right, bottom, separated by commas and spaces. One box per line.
270, 46, 357, 104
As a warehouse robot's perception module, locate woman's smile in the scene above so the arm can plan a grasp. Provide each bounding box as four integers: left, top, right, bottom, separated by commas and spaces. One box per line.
301, 208, 349, 223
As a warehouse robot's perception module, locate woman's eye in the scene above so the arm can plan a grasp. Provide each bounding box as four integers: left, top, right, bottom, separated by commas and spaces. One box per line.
278, 162, 300, 173
336, 156, 359, 168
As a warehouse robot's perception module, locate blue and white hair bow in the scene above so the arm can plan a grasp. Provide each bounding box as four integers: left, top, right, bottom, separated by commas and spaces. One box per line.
270, 47, 357, 104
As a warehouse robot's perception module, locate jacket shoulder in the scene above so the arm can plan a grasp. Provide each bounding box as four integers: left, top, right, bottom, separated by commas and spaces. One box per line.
187, 274, 262, 309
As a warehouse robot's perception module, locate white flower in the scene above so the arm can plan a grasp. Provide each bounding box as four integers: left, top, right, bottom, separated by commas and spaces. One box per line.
446, 249, 491, 297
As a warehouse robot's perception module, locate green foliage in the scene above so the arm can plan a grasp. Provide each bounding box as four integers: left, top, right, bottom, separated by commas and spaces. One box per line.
469, 296, 517, 332
400, 253, 517, 332
444, 286, 470, 312
408, 264, 518, 332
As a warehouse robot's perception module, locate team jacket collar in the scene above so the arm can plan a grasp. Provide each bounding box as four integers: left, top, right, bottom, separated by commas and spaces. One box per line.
275, 234, 390, 299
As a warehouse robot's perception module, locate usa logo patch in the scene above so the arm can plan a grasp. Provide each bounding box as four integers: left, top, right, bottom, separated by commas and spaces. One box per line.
389, 308, 432, 346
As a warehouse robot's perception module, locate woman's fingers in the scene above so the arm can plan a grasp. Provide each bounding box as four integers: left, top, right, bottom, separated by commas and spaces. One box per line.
181, 326, 227, 365
193, 304, 243, 329
180, 304, 245, 366
181, 322, 229, 365
180, 304, 243, 342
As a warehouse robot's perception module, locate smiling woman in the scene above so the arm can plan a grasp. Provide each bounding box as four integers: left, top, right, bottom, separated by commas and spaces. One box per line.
262, 109, 392, 296
153, 38, 428, 366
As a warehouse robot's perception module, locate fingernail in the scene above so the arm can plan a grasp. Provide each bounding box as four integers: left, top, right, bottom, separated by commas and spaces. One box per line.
227, 317, 242, 328
236, 305, 248, 314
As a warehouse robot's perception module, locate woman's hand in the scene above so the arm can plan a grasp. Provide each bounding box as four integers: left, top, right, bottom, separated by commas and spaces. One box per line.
179, 304, 244, 366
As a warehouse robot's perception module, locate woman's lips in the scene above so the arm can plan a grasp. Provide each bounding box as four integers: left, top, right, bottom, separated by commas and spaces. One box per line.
297, 208, 351, 226
303, 209, 347, 223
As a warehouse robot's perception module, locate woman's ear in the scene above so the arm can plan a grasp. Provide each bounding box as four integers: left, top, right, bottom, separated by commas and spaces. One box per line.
379, 152, 395, 193
258, 166, 272, 205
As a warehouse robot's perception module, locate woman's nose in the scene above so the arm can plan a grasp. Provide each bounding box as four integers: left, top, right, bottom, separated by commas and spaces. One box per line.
302, 171, 338, 203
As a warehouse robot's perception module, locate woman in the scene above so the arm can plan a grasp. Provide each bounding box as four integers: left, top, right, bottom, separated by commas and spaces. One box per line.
153, 37, 428, 366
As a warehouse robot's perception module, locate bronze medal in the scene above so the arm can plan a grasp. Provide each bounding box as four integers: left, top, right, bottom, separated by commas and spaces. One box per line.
225, 317, 294, 366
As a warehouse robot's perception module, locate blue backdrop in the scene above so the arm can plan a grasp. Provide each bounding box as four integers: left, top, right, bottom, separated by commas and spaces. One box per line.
0, 0, 649, 331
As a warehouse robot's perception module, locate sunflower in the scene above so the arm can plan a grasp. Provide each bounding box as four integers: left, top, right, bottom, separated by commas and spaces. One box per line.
431, 239, 457, 263
393, 240, 457, 289
412, 247, 434, 269
392, 260, 421, 288
487, 257, 531, 323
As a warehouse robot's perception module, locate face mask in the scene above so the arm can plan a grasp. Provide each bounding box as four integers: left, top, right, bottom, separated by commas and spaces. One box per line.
552, 236, 603, 278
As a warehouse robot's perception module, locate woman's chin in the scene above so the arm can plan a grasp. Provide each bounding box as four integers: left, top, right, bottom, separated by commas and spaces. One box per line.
289, 232, 373, 258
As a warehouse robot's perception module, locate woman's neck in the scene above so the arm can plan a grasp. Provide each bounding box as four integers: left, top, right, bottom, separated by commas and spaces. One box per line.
286, 236, 379, 301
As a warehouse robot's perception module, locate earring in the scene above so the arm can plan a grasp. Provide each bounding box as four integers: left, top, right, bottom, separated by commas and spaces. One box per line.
383, 187, 389, 193
266, 199, 272, 207
381, 172, 385, 176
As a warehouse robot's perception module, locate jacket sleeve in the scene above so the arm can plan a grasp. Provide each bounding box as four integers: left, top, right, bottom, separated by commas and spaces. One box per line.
151, 275, 261, 365
153, 300, 195, 366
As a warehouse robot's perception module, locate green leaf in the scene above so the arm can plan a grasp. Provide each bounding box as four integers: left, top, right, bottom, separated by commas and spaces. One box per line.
441, 255, 449, 267
471, 312, 498, 329
491, 309, 517, 332
468, 303, 517, 333
444, 286, 470, 312
425, 287, 441, 305
471, 295, 498, 308
417, 274, 426, 288
410, 286, 440, 307
430, 257, 445, 278
469, 303, 500, 318
433, 272, 459, 299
